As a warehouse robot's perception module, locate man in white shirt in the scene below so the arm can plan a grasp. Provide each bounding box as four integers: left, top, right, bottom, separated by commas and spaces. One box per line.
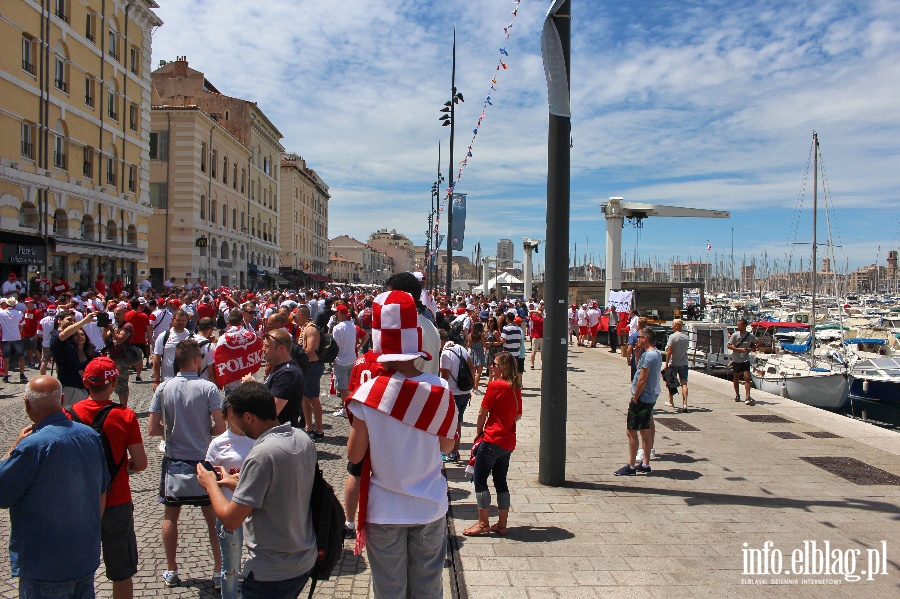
37, 304, 58, 375
1, 272, 24, 296
438, 329, 474, 463
163, 277, 176, 292
576, 304, 589, 347
587, 302, 601, 347
330, 304, 360, 406
138, 276, 153, 296
150, 301, 173, 345
0, 297, 26, 382
153, 310, 194, 388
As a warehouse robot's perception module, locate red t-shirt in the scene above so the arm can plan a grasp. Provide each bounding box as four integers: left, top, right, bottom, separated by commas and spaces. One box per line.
51, 281, 70, 295
95, 281, 107, 296
529, 314, 544, 339
196, 303, 216, 321
110, 281, 124, 298
70, 398, 142, 506
481, 380, 522, 451
125, 310, 150, 344
22, 309, 43, 337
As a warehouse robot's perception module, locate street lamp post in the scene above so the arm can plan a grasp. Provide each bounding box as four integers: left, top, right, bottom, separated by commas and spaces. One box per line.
439, 28, 463, 299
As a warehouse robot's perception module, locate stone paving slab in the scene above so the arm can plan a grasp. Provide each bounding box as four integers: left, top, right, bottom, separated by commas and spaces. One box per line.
445, 345, 900, 598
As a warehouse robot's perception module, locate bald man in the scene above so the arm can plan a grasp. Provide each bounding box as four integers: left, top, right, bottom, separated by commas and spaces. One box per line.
0, 376, 109, 598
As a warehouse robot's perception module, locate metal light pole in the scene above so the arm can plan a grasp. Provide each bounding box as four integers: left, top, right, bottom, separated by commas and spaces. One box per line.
439, 29, 463, 298
540, 0, 571, 487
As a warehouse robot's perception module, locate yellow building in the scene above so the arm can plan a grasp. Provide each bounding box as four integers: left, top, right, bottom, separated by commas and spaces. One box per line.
0, 0, 162, 291
149, 58, 283, 289
279, 153, 330, 282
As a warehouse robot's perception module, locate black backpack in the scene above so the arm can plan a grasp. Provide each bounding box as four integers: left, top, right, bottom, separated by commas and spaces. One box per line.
306, 463, 346, 597
449, 319, 467, 345
449, 346, 474, 392
315, 325, 340, 365
66, 404, 128, 480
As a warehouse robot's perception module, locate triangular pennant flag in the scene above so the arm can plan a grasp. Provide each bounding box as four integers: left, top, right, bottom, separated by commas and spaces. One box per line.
467, 151, 473, 157
486, 98, 493, 105
500, 48, 508, 56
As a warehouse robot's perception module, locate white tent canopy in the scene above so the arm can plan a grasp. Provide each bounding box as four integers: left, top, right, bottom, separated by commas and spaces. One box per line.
472, 272, 524, 294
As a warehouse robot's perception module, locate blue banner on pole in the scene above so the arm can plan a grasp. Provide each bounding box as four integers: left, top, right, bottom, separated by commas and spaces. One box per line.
452, 193, 467, 251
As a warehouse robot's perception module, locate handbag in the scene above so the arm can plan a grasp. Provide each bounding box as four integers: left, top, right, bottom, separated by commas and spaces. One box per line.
125, 344, 143, 366
159, 382, 210, 505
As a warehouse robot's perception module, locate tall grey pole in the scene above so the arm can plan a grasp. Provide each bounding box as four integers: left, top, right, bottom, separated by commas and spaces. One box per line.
539, 0, 571, 487
445, 29, 457, 299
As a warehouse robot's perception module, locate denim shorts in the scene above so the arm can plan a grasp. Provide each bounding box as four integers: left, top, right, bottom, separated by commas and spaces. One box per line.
674, 364, 689, 381
303, 361, 325, 397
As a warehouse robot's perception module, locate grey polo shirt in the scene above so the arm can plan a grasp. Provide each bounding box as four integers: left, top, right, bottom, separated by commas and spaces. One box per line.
666, 331, 690, 367
232, 423, 318, 581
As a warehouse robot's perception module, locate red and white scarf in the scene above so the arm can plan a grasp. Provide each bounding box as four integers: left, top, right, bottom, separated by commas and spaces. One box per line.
348, 372, 457, 554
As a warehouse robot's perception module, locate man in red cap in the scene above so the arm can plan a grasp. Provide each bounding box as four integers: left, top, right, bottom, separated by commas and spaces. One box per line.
21, 297, 43, 370
109, 275, 124, 299
94, 274, 108, 298
70, 357, 147, 599
1, 272, 23, 296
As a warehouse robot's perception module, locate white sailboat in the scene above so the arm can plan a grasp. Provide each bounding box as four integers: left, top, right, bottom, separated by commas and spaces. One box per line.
751, 132, 849, 410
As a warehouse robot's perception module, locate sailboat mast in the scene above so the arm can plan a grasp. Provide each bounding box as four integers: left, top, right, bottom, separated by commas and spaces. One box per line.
811, 132, 818, 359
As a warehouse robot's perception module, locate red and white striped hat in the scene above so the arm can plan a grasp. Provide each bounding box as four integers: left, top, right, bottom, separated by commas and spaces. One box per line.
372, 290, 431, 362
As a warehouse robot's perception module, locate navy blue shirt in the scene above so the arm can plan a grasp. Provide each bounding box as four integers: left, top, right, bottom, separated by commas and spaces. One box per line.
0, 411, 109, 582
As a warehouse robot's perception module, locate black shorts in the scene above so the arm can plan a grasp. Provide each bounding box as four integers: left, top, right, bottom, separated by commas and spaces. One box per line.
347, 460, 363, 477
731, 361, 751, 374
516, 357, 525, 373
1, 340, 25, 358
454, 393, 470, 423
627, 400, 655, 430
101, 503, 139, 581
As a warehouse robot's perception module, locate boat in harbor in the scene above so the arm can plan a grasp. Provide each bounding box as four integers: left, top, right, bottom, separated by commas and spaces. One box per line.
848, 357, 900, 405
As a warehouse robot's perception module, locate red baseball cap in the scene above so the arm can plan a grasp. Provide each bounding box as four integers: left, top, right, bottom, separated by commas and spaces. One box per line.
24, 297, 35, 302
168, 298, 181, 307
335, 304, 349, 314
83, 357, 119, 387
8, 273, 16, 279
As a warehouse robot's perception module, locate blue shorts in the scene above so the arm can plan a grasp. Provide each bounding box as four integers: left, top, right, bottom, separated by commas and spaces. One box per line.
303, 361, 325, 397
674, 364, 688, 382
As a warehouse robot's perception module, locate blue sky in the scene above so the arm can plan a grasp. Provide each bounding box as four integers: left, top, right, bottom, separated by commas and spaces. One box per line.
151, 0, 900, 276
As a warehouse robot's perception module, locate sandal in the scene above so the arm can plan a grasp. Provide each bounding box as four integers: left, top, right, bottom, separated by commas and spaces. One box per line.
463, 523, 491, 536
490, 523, 508, 536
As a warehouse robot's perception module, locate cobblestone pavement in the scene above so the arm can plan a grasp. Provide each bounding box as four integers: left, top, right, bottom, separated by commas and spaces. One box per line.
0, 366, 372, 598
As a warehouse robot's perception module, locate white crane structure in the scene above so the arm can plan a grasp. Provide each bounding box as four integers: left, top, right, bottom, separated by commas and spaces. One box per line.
600, 197, 730, 302
522, 238, 543, 300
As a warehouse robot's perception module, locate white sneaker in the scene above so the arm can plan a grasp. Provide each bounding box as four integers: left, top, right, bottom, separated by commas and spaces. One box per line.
332, 407, 347, 418
650, 448, 657, 460
635, 448, 644, 463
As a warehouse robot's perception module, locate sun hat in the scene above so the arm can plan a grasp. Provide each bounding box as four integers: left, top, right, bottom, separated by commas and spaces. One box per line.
371, 290, 431, 362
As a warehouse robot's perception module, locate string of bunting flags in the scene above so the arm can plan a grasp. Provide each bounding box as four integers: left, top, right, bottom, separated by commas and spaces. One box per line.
430, 0, 521, 256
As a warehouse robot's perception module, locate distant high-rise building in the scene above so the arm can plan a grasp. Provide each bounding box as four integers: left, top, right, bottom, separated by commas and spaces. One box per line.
497, 239, 514, 269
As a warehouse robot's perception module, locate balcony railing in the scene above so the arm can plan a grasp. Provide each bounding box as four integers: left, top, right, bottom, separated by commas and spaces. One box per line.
83, 161, 93, 178
21, 142, 33, 158
55, 10, 69, 23
53, 152, 67, 169
22, 60, 35, 75
54, 79, 68, 93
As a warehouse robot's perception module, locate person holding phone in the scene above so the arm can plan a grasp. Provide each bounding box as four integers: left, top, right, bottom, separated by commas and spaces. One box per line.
102, 306, 134, 406
49, 310, 99, 406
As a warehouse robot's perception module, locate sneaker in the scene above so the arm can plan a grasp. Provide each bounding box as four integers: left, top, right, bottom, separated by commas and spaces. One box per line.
212, 572, 222, 589
310, 431, 325, 441
448, 451, 459, 463
635, 448, 644, 463
343, 524, 357, 540
614, 464, 636, 476
635, 463, 652, 474
135, 376, 142, 382
650, 448, 657, 460
441, 452, 451, 463
332, 407, 347, 418
163, 570, 180, 587
2, 376, 8, 384
734, 395, 741, 402
19, 373, 27, 383
745, 397, 756, 406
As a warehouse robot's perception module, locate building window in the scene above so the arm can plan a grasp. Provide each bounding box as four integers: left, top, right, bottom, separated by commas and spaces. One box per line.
54, 0, 69, 23
211, 149, 217, 178
200, 142, 207, 172
108, 31, 118, 60
241, 170, 245, 193
149, 131, 168, 161
210, 200, 217, 224
106, 220, 118, 241
200, 195, 206, 220
20, 123, 34, 159
81, 216, 94, 239
129, 104, 138, 132
232, 163, 237, 189
232, 208, 237, 230
128, 165, 136, 192
53, 136, 67, 170
85, 13, 95, 42
130, 47, 138, 74
222, 204, 227, 227
222, 156, 228, 184
83, 146, 93, 178
22, 36, 35, 75
106, 155, 116, 185
149, 183, 168, 208
53, 210, 68, 236
54, 58, 67, 93
107, 90, 117, 120
126, 225, 137, 245
19, 202, 39, 229
84, 77, 94, 107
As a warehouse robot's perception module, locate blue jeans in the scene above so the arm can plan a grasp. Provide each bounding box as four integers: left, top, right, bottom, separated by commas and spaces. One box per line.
19, 574, 94, 599
240, 571, 310, 599
473, 441, 512, 510
217, 521, 243, 599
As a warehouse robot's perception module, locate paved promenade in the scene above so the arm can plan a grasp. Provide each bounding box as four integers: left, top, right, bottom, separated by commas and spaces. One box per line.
1, 345, 899, 598
445, 345, 900, 598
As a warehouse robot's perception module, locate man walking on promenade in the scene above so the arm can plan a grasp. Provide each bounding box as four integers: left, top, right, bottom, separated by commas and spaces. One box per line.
606, 303, 619, 353
665, 319, 691, 412
71, 358, 148, 599
197, 381, 318, 598
615, 329, 662, 476
148, 339, 225, 587
727, 319, 759, 405
0, 376, 109, 599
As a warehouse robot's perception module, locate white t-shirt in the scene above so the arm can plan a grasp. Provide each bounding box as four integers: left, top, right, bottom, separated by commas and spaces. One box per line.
198, 337, 216, 381
0, 308, 24, 341
577, 309, 588, 327
587, 308, 601, 327
439, 343, 471, 396
38, 315, 56, 347
154, 329, 193, 380
347, 372, 448, 525
82, 321, 105, 350
1, 280, 24, 295
139, 279, 152, 294
415, 314, 441, 376
206, 429, 256, 501
151, 309, 172, 342
331, 320, 358, 366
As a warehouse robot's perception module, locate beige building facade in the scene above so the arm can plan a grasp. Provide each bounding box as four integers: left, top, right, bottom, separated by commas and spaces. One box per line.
148, 58, 283, 288
279, 153, 329, 277
329, 255, 361, 284
328, 235, 392, 285
0, 0, 162, 290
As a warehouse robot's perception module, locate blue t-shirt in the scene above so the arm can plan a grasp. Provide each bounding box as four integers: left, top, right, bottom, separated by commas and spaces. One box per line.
631, 349, 662, 403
